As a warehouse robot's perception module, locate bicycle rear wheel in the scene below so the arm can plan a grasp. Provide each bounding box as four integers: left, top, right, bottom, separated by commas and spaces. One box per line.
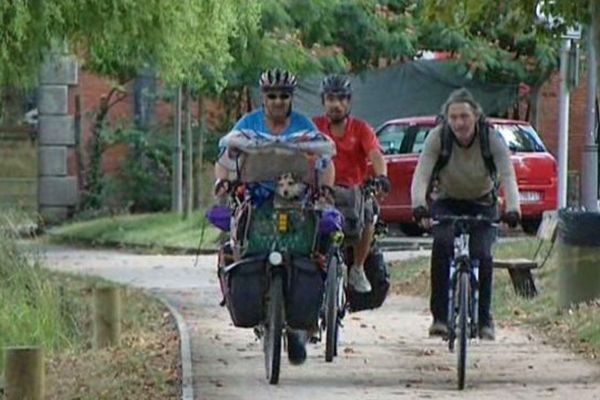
264, 273, 284, 384
457, 271, 470, 390
325, 255, 340, 362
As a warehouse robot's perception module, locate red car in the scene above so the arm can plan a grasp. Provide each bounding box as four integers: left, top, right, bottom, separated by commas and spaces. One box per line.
374, 116, 558, 235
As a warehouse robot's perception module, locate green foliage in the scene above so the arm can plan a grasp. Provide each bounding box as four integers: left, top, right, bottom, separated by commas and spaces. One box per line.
0, 220, 74, 371
104, 128, 172, 213
420, 0, 591, 84
0, 0, 261, 90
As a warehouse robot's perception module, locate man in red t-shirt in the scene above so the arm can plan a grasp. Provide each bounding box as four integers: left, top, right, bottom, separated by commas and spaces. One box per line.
313, 75, 390, 293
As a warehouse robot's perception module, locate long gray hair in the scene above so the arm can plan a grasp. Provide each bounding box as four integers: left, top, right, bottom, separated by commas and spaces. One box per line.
440, 88, 484, 119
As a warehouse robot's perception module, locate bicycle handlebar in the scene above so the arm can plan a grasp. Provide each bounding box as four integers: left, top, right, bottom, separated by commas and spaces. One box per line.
432, 215, 500, 229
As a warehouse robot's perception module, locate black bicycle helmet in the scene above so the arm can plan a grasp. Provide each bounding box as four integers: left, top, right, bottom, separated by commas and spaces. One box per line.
320, 74, 352, 98
259, 68, 298, 92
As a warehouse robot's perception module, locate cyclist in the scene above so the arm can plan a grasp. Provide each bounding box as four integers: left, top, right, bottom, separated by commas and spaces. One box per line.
213, 68, 335, 366
411, 88, 520, 341
313, 74, 390, 293
215, 68, 334, 194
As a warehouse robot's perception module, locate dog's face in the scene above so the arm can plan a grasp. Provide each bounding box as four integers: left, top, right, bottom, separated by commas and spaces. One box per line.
275, 173, 305, 200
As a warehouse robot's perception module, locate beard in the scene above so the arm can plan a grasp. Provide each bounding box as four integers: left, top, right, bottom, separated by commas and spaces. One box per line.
327, 109, 347, 124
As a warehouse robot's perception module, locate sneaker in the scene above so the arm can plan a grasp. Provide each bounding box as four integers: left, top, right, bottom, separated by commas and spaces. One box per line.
428, 320, 449, 337
479, 322, 495, 341
287, 331, 307, 365
348, 266, 372, 293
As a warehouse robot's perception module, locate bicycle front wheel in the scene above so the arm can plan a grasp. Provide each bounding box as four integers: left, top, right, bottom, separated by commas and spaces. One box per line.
264, 273, 284, 385
457, 271, 470, 390
325, 255, 340, 362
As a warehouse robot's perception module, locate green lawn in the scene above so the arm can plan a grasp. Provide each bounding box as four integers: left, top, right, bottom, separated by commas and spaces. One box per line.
389, 238, 600, 358
48, 211, 222, 252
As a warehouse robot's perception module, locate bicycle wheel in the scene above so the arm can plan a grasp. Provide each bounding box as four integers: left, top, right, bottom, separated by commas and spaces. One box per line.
457, 271, 470, 390
264, 273, 284, 384
325, 255, 340, 362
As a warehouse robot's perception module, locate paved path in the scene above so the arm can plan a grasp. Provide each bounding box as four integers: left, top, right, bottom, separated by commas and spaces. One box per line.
39, 245, 600, 400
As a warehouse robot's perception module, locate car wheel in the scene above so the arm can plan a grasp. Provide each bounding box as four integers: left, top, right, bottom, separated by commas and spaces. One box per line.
399, 223, 426, 237
521, 218, 541, 235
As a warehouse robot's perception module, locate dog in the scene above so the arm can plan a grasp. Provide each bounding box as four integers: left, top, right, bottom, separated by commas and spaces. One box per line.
274, 173, 307, 208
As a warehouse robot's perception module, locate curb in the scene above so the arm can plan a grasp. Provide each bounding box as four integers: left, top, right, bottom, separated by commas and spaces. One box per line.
44, 230, 219, 255
156, 296, 195, 400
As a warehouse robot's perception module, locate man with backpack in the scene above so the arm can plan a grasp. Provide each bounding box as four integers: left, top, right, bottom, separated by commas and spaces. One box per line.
411, 88, 521, 340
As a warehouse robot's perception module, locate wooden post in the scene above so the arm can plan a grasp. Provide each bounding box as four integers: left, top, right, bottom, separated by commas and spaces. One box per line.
93, 285, 122, 349
5, 346, 44, 400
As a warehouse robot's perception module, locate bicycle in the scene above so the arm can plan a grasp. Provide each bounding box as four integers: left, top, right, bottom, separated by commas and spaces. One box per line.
432, 215, 498, 390
317, 178, 388, 361
320, 230, 346, 362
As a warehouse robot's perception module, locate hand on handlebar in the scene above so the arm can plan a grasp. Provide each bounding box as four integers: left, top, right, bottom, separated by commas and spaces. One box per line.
373, 175, 391, 197
213, 178, 231, 197
501, 211, 520, 229
412, 205, 431, 229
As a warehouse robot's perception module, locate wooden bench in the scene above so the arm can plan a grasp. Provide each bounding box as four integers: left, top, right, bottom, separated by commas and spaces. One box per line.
493, 210, 559, 298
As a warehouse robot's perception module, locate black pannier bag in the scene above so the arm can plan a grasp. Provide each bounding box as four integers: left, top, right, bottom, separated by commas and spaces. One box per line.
218, 253, 266, 328
346, 245, 390, 312
285, 257, 325, 330
334, 186, 365, 243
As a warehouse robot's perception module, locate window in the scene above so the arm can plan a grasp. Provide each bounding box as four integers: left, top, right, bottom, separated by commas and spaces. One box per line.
377, 124, 408, 155
494, 124, 546, 153
411, 128, 431, 153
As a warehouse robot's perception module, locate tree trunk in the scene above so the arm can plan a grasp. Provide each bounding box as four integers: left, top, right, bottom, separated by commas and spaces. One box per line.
184, 86, 193, 218
172, 86, 183, 213
593, 0, 600, 110
196, 97, 206, 209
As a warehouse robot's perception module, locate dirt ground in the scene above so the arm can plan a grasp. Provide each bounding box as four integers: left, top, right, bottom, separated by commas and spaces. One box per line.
41, 245, 600, 400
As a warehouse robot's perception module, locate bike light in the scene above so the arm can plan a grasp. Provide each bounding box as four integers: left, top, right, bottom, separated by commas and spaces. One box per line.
268, 251, 283, 266
277, 212, 289, 233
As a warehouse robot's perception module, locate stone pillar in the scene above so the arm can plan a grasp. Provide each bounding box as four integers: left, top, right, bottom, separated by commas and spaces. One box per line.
37, 54, 78, 223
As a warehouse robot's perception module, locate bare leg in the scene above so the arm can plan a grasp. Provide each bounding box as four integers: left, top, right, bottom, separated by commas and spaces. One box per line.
354, 223, 374, 268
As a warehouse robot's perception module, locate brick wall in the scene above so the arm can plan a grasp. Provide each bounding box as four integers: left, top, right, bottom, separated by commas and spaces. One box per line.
536, 72, 590, 174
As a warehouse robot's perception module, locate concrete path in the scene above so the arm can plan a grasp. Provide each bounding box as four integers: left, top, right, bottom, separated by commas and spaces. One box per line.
39, 244, 600, 400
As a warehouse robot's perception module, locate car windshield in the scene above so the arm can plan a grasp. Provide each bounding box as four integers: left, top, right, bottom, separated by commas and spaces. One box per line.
493, 124, 547, 153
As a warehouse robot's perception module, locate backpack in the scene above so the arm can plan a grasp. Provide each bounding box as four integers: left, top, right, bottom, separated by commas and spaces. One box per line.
430, 116, 499, 194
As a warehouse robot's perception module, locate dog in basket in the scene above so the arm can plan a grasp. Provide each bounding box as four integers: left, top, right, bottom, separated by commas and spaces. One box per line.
273, 172, 308, 208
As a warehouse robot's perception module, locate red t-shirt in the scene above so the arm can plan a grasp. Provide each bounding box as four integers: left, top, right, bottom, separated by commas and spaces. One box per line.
313, 115, 381, 187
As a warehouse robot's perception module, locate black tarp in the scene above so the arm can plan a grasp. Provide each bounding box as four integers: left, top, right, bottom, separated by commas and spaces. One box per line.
254, 60, 520, 128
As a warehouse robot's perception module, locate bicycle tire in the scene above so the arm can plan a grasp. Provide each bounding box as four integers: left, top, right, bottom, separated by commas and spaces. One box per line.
325, 255, 339, 362
264, 273, 284, 385
457, 271, 470, 390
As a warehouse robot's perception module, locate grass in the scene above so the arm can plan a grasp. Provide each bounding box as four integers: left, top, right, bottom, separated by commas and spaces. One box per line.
48, 210, 222, 252
0, 213, 180, 398
390, 237, 600, 359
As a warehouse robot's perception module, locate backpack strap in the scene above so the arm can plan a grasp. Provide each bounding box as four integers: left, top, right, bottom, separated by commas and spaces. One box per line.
478, 119, 499, 193
430, 121, 453, 185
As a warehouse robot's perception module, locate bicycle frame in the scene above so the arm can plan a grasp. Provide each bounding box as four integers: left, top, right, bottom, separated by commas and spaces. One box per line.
447, 229, 480, 345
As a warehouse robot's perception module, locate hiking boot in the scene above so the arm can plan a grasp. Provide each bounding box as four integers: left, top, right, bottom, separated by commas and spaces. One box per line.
428, 320, 449, 337
287, 331, 307, 365
479, 321, 495, 341
348, 266, 372, 293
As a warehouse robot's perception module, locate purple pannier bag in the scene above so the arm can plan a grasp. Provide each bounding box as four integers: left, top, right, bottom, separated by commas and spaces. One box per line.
206, 205, 231, 231
318, 207, 344, 235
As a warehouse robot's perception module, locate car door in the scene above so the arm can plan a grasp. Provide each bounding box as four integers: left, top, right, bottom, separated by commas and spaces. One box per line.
376, 123, 429, 223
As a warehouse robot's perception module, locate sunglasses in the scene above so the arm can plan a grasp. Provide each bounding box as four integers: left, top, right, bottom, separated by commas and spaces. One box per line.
266, 93, 292, 100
